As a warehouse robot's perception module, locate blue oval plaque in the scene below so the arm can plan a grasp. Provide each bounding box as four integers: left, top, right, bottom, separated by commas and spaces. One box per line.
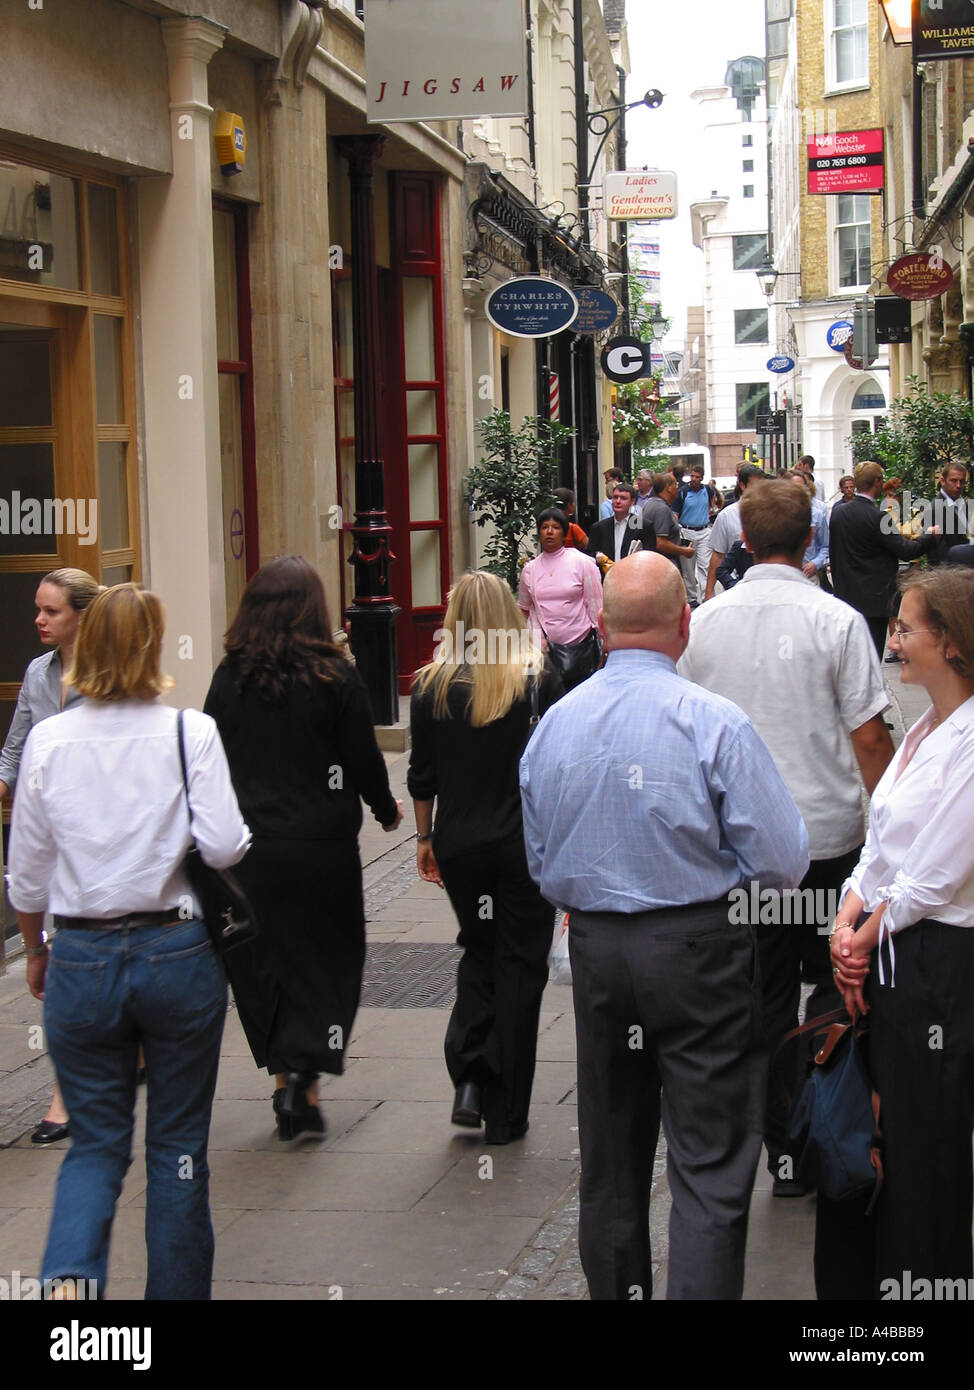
767, 355, 795, 373
570, 287, 620, 333
485, 277, 579, 339
826, 320, 854, 351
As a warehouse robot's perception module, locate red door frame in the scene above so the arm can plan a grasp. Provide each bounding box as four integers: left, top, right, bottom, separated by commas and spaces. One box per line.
213, 196, 259, 579
387, 172, 450, 690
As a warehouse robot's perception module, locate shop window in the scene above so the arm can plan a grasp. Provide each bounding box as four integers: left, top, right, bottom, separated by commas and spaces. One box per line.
0, 162, 80, 289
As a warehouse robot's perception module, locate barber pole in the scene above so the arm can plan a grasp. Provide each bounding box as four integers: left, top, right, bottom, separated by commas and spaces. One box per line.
549, 371, 560, 420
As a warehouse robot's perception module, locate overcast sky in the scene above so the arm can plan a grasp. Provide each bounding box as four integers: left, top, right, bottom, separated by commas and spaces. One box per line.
623, 0, 766, 351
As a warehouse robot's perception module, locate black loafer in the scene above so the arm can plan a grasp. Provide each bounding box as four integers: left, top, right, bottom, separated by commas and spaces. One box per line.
451, 1081, 483, 1127
31, 1121, 70, 1145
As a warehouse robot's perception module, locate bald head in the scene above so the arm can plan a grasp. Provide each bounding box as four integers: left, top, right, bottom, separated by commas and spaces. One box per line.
601, 551, 689, 656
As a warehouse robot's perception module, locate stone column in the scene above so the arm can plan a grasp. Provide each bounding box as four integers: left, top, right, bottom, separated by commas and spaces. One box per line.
337, 135, 400, 726
138, 16, 226, 706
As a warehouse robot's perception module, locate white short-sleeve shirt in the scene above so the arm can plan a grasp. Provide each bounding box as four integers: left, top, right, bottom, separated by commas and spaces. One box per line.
678, 563, 889, 859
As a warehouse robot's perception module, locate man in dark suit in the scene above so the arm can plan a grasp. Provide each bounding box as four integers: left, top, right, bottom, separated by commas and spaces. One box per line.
587, 483, 655, 573
928, 463, 972, 566
829, 461, 937, 658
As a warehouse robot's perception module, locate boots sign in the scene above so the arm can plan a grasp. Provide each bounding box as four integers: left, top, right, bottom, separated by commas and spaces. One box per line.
366, 0, 526, 122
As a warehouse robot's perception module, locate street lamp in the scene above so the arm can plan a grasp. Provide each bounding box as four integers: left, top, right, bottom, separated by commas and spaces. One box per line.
877, 0, 911, 45
755, 260, 801, 299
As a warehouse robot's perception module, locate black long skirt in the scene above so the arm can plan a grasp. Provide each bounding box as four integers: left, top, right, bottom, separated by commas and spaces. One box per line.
224, 836, 365, 1076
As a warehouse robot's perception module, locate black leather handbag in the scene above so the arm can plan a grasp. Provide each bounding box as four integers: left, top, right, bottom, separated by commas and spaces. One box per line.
543, 627, 601, 691
176, 710, 259, 959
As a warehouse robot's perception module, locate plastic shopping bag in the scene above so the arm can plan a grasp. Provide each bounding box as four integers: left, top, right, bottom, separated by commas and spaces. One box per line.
548, 910, 572, 985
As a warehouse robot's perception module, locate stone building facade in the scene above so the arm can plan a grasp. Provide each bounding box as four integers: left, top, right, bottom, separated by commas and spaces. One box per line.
0, 0, 629, 763
766, 0, 889, 494
878, 31, 974, 403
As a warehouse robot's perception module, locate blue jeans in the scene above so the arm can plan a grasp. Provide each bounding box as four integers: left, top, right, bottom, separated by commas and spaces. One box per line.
42, 919, 226, 1299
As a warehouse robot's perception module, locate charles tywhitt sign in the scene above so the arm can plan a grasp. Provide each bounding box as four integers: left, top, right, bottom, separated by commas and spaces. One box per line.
914, 0, 974, 61
366, 0, 526, 122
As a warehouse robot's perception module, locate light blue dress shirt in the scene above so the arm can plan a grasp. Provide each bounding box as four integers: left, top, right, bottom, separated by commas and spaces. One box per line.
519, 648, 809, 913
803, 497, 830, 570
0, 650, 81, 794
599, 498, 614, 520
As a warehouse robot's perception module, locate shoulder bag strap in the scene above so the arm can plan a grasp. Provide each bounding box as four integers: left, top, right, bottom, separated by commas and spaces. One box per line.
176, 709, 197, 849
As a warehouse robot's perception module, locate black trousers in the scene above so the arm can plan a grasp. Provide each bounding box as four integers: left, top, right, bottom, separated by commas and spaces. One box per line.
437, 833, 552, 1137
569, 901, 765, 1301
815, 920, 974, 1299
761, 847, 861, 1175
864, 614, 890, 661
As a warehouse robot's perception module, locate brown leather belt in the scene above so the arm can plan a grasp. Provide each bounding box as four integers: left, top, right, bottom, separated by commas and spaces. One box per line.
55, 911, 184, 931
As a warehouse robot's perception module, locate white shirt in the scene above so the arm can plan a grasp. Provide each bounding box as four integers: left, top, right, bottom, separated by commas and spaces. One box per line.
678, 564, 888, 859
708, 500, 741, 556
613, 513, 642, 562
843, 695, 974, 983
7, 700, 251, 918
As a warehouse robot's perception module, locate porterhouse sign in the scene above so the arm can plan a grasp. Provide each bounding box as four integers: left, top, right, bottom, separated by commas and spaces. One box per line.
366, 0, 527, 123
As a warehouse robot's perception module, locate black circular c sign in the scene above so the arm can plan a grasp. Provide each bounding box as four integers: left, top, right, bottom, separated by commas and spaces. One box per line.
600, 335, 650, 384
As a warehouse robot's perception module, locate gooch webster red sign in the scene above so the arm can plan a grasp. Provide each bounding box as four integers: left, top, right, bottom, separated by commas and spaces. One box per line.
807, 129, 884, 194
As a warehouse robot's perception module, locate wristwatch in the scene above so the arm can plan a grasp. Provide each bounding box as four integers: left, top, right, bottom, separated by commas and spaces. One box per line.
24, 933, 48, 957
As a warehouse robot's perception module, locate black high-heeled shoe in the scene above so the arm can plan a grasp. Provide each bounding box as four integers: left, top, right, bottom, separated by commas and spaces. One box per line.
280, 1071, 319, 1118
451, 1081, 483, 1128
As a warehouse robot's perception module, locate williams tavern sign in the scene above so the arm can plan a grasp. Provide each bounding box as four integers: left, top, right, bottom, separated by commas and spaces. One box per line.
366, 0, 527, 122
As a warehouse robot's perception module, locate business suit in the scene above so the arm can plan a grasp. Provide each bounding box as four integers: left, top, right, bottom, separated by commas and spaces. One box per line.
928, 491, 972, 566
829, 493, 933, 657
586, 512, 655, 566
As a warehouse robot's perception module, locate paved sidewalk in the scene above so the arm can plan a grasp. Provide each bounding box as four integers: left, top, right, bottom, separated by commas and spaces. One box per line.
0, 669, 923, 1299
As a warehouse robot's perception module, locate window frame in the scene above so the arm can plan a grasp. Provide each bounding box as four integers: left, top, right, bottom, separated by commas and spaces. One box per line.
831, 193, 873, 293
732, 234, 769, 271
733, 308, 769, 345
736, 381, 771, 431
825, 0, 869, 94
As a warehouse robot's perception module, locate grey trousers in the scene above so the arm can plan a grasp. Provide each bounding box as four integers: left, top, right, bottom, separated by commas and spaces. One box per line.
569, 901, 765, 1300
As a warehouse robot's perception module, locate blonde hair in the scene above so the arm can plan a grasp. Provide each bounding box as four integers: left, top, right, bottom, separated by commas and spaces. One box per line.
69, 584, 174, 700
413, 571, 544, 727
41, 568, 104, 611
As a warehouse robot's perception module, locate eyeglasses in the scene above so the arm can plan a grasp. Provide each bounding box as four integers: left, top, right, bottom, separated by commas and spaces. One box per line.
891, 623, 940, 640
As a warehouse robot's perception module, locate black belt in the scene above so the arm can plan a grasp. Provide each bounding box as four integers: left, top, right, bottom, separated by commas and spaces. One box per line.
55, 911, 184, 931
683, 524, 710, 531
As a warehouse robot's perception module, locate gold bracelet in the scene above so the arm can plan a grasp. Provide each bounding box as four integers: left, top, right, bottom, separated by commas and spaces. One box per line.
828, 920, 854, 947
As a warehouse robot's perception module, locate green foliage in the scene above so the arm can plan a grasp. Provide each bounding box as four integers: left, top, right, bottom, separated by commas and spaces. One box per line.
611, 379, 679, 464
464, 409, 575, 592
848, 376, 974, 498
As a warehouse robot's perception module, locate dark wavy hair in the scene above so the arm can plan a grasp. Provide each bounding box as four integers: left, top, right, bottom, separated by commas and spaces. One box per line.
224, 556, 344, 700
